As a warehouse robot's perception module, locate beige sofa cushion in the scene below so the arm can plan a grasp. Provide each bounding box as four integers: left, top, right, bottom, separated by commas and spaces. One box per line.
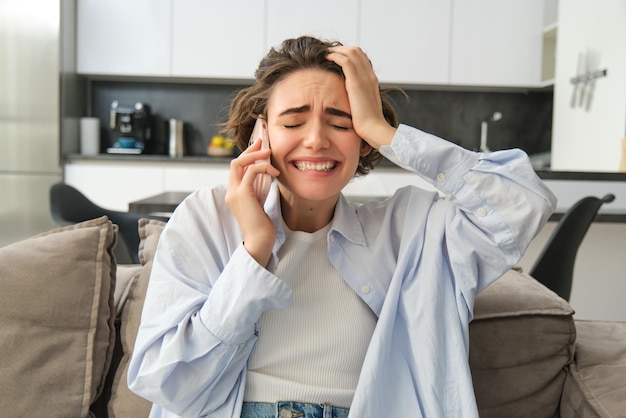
470, 268, 576, 418
109, 218, 166, 418
560, 320, 626, 417
114, 265, 143, 318
0, 216, 117, 418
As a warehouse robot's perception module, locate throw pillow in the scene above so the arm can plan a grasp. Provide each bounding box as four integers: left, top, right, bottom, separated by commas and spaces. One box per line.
0, 216, 117, 418
109, 218, 166, 418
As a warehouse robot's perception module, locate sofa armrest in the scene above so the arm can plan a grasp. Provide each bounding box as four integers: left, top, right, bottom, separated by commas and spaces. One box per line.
470, 268, 576, 418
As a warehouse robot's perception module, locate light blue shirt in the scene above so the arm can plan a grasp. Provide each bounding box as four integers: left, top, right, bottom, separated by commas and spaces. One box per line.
128, 125, 556, 417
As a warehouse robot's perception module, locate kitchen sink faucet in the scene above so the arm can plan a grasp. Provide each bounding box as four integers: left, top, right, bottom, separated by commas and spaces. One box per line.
480, 111, 502, 153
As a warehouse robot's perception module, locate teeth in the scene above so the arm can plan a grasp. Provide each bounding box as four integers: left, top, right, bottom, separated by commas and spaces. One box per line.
294, 161, 336, 172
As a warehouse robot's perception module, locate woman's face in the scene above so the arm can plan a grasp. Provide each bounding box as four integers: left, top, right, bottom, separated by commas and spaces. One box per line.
265, 69, 371, 205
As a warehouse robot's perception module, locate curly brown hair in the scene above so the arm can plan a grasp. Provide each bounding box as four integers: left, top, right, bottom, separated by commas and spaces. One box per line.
221, 36, 403, 176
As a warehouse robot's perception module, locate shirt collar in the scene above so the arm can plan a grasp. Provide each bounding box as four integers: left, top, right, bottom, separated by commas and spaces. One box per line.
331, 194, 368, 247
265, 182, 368, 249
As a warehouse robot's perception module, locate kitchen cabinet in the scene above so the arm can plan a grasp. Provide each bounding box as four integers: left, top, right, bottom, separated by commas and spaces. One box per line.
77, 0, 264, 80
76, 0, 172, 76
541, 23, 557, 84
541, 0, 559, 84
162, 165, 231, 191
63, 158, 436, 211
360, 0, 451, 85
265, 0, 544, 88
449, 0, 544, 87
172, 0, 266, 79
76, 0, 547, 88
550, 0, 626, 172
64, 160, 166, 211
64, 160, 234, 211
266, 0, 359, 50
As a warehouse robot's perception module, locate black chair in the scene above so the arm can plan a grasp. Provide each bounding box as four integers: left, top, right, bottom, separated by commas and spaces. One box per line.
529, 193, 615, 301
49, 182, 169, 264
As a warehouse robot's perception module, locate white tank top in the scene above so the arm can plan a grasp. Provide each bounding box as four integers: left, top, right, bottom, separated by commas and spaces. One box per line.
244, 222, 377, 408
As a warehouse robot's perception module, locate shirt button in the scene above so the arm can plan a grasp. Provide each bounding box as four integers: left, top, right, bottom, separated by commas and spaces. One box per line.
436, 172, 446, 182
361, 285, 370, 294
477, 207, 487, 217
329, 234, 336, 243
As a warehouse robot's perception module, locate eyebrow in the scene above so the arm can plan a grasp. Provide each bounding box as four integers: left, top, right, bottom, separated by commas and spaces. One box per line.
278, 105, 352, 119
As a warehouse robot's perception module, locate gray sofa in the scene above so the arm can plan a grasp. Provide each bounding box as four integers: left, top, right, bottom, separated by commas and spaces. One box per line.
0, 216, 624, 417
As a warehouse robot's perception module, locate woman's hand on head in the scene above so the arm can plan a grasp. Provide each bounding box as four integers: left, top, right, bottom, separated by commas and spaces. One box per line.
326, 45, 396, 149
225, 138, 280, 267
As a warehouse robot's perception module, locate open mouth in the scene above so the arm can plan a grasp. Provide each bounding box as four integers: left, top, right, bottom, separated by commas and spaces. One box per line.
293, 161, 337, 172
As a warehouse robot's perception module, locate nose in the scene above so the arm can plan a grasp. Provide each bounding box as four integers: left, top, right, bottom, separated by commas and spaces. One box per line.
302, 120, 330, 150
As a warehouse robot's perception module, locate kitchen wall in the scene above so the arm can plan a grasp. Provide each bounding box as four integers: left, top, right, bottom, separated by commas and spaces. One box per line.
87, 80, 553, 161
88, 81, 245, 156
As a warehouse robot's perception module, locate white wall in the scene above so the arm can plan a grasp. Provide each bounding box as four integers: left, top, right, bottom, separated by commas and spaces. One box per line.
551, 0, 626, 171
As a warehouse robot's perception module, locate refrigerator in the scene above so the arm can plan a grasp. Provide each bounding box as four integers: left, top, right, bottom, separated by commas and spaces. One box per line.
0, 0, 80, 247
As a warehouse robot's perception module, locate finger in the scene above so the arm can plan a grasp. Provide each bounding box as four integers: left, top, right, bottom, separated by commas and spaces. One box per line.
327, 49, 379, 94
327, 45, 368, 60
244, 160, 280, 181
326, 46, 388, 145
229, 155, 278, 188
234, 147, 272, 168
228, 145, 263, 186
227, 165, 276, 215
244, 137, 263, 152
327, 46, 373, 72
241, 161, 280, 185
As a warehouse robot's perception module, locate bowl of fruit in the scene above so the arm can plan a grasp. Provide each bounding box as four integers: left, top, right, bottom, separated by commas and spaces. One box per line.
207, 134, 235, 157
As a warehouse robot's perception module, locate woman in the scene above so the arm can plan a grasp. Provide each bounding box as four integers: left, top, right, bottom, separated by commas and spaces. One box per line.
128, 36, 556, 418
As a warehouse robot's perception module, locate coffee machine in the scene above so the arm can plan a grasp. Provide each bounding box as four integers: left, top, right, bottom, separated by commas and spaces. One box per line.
108, 101, 153, 154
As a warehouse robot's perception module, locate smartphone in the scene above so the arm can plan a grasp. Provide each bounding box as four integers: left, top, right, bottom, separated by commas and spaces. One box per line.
248, 118, 272, 206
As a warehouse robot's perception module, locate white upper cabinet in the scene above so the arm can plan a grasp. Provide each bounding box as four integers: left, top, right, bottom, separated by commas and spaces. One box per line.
172, 0, 266, 79
76, 0, 546, 88
76, 0, 171, 76
266, 0, 359, 50
449, 0, 544, 87
360, 0, 451, 85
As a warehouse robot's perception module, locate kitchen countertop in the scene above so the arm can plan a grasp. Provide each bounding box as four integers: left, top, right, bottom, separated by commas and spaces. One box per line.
64, 154, 626, 222
65, 153, 235, 165
64, 152, 404, 168
64, 153, 626, 179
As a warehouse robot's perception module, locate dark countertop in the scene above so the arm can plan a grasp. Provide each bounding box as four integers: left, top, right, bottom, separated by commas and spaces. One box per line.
535, 170, 626, 181
66, 154, 626, 223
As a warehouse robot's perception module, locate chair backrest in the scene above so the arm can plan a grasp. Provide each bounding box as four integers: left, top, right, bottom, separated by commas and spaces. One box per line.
529, 193, 615, 301
49, 182, 168, 264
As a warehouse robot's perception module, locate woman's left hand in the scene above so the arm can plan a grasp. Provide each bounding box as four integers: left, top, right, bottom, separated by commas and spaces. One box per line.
326, 45, 396, 149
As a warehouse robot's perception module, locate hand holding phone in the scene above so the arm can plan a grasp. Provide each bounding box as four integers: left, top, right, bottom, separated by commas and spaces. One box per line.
248, 118, 272, 206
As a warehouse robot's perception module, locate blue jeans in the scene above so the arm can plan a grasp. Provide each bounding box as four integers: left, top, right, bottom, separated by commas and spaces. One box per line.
241, 401, 350, 418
